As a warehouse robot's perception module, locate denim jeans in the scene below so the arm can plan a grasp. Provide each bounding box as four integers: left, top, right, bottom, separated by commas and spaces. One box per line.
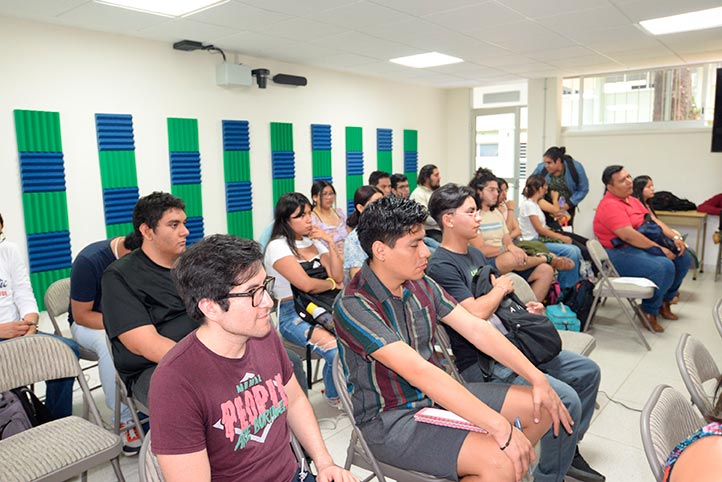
461, 349, 600, 482
606, 246, 692, 316
1, 333, 80, 419
545, 242, 582, 289
278, 300, 338, 400
71, 322, 132, 423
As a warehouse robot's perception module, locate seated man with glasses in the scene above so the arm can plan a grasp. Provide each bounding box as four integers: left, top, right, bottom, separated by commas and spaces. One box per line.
149, 235, 357, 482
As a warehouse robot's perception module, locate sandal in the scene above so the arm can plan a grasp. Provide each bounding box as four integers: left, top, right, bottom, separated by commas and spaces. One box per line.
549, 255, 575, 271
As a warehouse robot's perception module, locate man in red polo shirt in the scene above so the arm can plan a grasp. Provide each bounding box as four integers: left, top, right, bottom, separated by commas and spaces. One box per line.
593, 165, 691, 333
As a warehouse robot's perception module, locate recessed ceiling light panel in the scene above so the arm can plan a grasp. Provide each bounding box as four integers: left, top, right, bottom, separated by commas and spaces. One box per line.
94, 0, 228, 18
640, 6, 722, 35
390, 52, 464, 68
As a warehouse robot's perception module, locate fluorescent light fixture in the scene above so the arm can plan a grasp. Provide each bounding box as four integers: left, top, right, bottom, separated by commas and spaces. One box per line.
94, 0, 228, 18
640, 6, 722, 35
390, 52, 463, 68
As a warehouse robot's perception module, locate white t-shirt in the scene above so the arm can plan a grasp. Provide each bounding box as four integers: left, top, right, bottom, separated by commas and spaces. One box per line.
518, 197, 546, 241
0, 241, 38, 323
263, 237, 329, 300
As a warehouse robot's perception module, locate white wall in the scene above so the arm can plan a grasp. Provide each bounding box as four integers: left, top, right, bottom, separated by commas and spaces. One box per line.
561, 128, 722, 269
0, 16, 450, 262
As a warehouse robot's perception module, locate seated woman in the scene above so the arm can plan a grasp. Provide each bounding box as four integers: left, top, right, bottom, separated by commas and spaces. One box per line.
310, 180, 347, 258
663, 378, 722, 482
264, 193, 344, 407
344, 185, 383, 281
497, 178, 521, 240
518, 174, 583, 291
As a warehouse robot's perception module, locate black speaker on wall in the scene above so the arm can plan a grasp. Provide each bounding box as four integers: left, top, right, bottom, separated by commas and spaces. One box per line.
712, 68, 722, 152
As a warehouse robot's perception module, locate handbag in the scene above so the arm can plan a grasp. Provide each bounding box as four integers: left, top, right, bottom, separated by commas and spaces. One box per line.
611, 214, 678, 256
472, 266, 562, 366
290, 259, 339, 333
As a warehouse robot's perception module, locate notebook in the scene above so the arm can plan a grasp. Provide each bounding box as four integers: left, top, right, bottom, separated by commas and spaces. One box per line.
414, 407, 488, 434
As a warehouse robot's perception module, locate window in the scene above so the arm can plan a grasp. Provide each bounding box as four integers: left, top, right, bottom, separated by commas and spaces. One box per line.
562, 63, 720, 128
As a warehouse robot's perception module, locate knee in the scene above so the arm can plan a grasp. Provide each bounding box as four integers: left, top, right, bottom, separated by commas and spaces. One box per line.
535, 263, 554, 281
477, 455, 516, 482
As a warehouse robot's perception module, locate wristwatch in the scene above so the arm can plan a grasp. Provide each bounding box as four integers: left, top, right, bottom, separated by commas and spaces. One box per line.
672, 235, 683, 241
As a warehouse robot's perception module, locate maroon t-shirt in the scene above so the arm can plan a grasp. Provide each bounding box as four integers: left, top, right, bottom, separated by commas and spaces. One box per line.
150, 330, 296, 482
593, 191, 648, 249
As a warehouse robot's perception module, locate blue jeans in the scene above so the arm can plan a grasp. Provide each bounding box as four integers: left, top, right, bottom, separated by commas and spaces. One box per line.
545, 242, 582, 289
278, 300, 338, 400
1, 333, 80, 419
606, 246, 692, 316
462, 350, 600, 482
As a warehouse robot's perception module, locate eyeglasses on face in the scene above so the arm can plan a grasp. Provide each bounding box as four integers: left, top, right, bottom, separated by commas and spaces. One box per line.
224, 276, 275, 307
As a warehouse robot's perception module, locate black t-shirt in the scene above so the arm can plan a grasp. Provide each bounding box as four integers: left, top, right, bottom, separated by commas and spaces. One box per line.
426, 246, 490, 373
101, 249, 198, 388
68, 239, 115, 326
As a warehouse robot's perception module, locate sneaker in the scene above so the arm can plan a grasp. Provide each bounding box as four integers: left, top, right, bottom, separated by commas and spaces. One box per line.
324, 396, 342, 410
566, 447, 605, 482
120, 422, 142, 456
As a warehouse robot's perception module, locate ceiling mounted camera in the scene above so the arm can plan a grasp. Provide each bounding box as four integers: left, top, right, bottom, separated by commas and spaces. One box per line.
251, 69, 270, 89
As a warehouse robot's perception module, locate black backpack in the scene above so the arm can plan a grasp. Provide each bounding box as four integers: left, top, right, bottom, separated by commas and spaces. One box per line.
0, 387, 53, 440
648, 191, 697, 212
561, 279, 595, 332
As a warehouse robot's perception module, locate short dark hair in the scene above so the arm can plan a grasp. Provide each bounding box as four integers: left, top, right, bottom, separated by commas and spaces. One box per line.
172, 234, 264, 321
390, 173, 407, 189
357, 196, 427, 257
428, 183, 478, 229
368, 171, 390, 186
522, 174, 547, 198
468, 167, 497, 192
129, 192, 185, 247
310, 180, 335, 207
602, 165, 624, 186
417, 164, 438, 186
347, 185, 382, 229
269, 192, 312, 258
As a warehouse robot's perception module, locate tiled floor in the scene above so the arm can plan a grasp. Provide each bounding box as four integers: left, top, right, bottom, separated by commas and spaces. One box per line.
53, 268, 720, 481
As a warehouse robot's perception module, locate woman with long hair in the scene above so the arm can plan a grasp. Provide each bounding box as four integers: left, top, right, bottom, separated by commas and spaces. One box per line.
518, 174, 583, 290
496, 178, 522, 240
344, 185, 383, 281
310, 180, 347, 257
263, 193, 344, 407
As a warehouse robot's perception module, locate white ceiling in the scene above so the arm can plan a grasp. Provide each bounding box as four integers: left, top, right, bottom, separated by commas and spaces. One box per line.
2, 0, 722, 88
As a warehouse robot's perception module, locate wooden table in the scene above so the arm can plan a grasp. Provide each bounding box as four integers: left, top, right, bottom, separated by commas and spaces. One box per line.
656, 210, 708, 280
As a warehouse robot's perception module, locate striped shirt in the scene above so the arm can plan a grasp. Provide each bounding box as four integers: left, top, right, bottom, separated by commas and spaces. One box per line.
478, 208, 509, 248
334, 262, 457, 424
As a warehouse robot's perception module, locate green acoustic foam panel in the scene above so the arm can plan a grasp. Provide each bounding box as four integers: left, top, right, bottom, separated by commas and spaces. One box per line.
270, 122, 294, 151
223, 150, 251, 183
227, 210, 254, 239
404, 129, 418, 151
345, 127, 363, 152
167, 118, 199, 152
31, 267, 71, 311
377, 150, 392, 173
273, 178, 295, 206
312, 150, 332, 179
346, 174, 364, 201
405, 172, 417, 192
106, 222, 134, 239
98, 150, 138, 189
14, 110, 63, 153
171, 183, 203, 218
21, 191, 69, 235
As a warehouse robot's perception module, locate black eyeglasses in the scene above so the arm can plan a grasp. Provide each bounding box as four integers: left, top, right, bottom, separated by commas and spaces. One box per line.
224, 276, 275, 307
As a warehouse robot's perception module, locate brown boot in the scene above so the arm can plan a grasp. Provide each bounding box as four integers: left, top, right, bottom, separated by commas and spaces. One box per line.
644, 313, 665, 333
660, 302, 679, 320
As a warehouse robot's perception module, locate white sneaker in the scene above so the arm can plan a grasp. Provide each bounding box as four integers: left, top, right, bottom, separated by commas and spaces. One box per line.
120, 422, 142, 456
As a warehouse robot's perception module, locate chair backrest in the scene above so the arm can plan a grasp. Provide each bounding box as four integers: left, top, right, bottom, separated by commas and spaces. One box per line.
43, 277, 71, 337
433, 324, 463, 383
641, 384, 704, 482
714, 298, 722, 340
586, 239, 620, 278
139, 431, 165, 482
676, 333, 721, 416
504, 272, 536, 304
0, 335, 79, 392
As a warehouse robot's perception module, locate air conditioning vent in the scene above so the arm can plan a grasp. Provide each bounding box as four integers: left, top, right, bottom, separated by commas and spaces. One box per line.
483, 91, 521, 104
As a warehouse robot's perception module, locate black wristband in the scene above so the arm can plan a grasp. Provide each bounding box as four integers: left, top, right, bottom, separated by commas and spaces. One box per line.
499, 421, 514, 451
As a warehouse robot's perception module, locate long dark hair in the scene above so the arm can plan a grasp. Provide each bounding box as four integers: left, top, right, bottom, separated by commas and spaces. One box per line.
347, 185, 382, 229
269, 192, 312, 257
543, 146, 572, 163
632, 175, 653, 206
310, 180, 335, 208
523, 174, 547, 199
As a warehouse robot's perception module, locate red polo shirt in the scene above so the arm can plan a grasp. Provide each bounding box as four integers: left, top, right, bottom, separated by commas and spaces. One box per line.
593, 191, 648, 249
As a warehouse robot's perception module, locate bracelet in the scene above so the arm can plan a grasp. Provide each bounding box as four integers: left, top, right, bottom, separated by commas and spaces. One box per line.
326, 277, 337, 290
500, 421, 514, 451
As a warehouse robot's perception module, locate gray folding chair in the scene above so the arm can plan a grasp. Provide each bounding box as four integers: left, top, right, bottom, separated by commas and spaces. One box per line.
433, 323, 464, 383
104, 334, 148, 442
0, 336, 125, 482
714, 298, 722, 340
640, 384, 704, 482
332, 354, 453, 482
585, 239, 654, 350
676, 333, 721, 416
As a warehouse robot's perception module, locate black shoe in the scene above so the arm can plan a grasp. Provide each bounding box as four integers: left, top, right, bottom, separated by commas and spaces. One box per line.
566, 447, 605, 482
